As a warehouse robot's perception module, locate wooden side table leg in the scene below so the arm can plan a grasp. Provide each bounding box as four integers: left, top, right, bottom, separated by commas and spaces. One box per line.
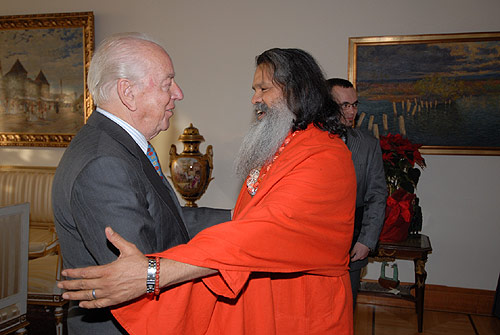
414, 257, 428, 333
54, 306, 64, 335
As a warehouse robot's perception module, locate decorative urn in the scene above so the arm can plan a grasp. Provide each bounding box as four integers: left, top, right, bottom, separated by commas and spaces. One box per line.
169, 124, 213, 207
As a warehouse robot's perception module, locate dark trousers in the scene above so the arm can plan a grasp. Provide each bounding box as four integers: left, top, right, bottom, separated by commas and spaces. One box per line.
349, 267, 362, 308
349, 206, 365, 309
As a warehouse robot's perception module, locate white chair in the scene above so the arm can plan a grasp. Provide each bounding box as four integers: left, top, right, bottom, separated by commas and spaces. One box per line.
0, 202, 30, 335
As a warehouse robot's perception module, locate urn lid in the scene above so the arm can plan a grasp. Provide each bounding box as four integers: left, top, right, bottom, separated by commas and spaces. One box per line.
178, 123, 205, 142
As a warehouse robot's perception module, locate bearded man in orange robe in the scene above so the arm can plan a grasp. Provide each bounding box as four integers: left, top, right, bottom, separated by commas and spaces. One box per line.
58, 47, 356, 334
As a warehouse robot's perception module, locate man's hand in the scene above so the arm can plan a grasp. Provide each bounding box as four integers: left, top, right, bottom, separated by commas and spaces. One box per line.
57, 227, 148, 309
350, 242, 370, 262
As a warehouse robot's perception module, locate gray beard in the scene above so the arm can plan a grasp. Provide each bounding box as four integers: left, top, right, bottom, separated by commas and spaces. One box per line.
234, 101, 295, 181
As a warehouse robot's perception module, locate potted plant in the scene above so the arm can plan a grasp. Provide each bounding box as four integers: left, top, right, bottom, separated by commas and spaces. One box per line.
379, 133, 426, 242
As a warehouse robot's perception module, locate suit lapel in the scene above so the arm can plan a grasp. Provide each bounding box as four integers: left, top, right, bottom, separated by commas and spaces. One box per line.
138, 152, 189, 239
89, 112, 190, 240
346, 129, 361, 157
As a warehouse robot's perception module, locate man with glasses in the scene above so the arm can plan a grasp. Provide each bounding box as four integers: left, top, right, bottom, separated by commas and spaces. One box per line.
327, 78, 387, 307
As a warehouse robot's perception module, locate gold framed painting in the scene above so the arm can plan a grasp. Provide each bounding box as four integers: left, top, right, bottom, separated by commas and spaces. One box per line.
348, 32, 500, 155
0, 12, 94, 147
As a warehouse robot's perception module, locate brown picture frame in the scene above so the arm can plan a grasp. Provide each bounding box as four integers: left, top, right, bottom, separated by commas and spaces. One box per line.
0, 12, 94, 147
348, 32, 500, 155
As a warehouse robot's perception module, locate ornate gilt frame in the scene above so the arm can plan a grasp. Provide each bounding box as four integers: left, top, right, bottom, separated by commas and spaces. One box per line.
0, 12, 94, 147
348, 32, 500, 155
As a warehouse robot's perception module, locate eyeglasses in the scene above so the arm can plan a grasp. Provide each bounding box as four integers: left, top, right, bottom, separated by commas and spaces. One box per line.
339, 102, 359, 110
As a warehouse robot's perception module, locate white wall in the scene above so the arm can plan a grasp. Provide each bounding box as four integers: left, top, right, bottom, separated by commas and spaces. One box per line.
1, 0, 499, 290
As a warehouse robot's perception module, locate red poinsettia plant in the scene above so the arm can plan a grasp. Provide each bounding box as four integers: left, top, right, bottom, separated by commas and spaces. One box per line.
379, 134, 426, 241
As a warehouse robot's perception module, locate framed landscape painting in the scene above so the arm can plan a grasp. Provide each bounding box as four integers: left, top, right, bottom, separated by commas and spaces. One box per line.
348, 32, 500, 155
0, 12, 94, 147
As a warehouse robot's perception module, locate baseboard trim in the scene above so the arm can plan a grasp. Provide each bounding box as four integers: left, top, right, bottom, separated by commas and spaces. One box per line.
357, 280, 495, 315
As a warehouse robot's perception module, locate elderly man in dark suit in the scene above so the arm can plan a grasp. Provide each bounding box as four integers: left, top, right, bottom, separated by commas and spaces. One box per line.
52, 32, 230, 334
327, 78, 388, 306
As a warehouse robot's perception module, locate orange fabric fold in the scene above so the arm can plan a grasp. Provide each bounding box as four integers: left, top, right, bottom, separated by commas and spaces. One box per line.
112, 125, 356, 334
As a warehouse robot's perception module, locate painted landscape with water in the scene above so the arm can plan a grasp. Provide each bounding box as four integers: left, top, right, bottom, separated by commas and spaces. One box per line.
353, 38, 500, 148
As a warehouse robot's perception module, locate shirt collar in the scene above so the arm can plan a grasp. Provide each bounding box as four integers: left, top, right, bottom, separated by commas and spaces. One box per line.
95, 107, 148, 154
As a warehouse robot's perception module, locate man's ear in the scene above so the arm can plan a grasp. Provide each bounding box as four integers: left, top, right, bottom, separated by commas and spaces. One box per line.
117, 79, 137, 111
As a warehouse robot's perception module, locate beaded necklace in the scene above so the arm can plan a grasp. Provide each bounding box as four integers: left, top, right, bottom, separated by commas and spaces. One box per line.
246, 130, 300, 196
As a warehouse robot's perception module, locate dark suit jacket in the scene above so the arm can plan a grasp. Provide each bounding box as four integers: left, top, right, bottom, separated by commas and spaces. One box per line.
346, 128, 387, 271
52, 111, 230, 334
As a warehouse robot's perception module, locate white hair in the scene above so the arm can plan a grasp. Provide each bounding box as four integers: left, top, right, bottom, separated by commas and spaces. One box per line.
234, 101, 295, 180
87, 32, 163, 106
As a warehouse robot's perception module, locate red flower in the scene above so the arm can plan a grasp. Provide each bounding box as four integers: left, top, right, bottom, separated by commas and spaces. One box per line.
382, 152, 394, 163
379, 133, 426, 194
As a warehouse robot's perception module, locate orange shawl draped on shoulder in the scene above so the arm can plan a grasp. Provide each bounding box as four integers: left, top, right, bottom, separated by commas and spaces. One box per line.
112, 125, 356, 334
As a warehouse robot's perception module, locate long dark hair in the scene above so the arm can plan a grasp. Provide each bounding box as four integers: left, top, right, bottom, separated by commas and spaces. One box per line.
256, 48, 345, 137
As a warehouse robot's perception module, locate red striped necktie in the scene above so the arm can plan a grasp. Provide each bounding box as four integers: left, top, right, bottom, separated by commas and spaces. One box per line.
147, 142, 163, 178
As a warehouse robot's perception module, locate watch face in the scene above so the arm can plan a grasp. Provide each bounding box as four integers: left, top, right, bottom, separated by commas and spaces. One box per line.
146, 258, 157, 294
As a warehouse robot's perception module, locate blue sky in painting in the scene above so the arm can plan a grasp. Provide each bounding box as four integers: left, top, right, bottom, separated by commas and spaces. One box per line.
356, 41, 500, 82
0, 28, 84, 94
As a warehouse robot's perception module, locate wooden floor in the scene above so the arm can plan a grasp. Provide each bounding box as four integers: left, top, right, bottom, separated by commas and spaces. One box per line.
354, 303, 500, 335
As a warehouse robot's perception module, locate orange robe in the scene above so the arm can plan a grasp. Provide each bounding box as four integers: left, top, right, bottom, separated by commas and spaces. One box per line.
112, 125, 356, 334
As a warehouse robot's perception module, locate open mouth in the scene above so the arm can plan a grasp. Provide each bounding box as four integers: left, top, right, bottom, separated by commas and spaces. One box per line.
254, 102, 268, 120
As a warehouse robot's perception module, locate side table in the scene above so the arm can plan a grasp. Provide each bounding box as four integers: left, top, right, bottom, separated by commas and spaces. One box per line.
27, 295, 68, 335
359, 234, 432, 333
